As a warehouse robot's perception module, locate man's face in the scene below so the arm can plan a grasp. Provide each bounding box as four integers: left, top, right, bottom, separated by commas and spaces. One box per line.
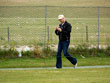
59, 18, 65, 23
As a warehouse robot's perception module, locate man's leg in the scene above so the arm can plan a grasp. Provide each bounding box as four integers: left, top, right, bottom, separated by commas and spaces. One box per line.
62, 40, 77, 65
56, 41, 63, 68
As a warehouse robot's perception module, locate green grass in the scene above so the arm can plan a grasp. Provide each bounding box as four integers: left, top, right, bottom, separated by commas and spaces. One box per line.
0, 57, 110, 68
0, 0, 110, 6
0, 68, 110, 83
0, 1, 110, 45
0, 17, 110, 45
0, 1, 110, 83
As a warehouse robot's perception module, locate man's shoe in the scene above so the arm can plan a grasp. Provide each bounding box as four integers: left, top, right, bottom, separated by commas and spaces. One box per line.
74, 63, 77, 68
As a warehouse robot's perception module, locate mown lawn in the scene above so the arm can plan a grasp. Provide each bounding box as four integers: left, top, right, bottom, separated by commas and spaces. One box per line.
0, 68, 110, 83
0, 3, 110, 45
0, 57, 110, 68
0, 0, 110, 6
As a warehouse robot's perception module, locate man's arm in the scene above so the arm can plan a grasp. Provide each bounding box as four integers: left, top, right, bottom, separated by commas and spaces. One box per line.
55, 26, 62, 35
55, 30, 60, 35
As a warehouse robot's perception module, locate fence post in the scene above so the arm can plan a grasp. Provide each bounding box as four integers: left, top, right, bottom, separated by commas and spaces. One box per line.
47, 26, 49, 42
44, 5, 47, 48
8, 27, 10, 42
98, 7, 100, 50
86, 26, 88, 42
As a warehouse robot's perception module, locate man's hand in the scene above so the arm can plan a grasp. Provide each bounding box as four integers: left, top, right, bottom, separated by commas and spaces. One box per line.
56, 27, 62, 32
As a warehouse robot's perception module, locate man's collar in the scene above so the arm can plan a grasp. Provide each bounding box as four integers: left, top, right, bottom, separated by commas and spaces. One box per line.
61, 21, 67, 25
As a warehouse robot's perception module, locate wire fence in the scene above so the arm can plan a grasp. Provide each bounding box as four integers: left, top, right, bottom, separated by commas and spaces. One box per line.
0, 6, 110, 47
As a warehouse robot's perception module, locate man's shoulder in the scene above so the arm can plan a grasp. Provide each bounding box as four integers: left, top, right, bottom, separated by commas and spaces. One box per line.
65, 21, 71, 25
65, 21, 71, 26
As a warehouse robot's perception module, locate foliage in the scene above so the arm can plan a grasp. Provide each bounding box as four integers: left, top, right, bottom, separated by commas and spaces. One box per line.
0, 45, 110, 59
0, 49, 18, 59
68, 44, 110, 57
42, 46, 56, 58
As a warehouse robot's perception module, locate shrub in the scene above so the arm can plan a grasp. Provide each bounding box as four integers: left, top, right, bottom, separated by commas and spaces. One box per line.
42, 46, 56, 58
0, 45, 110, 59
0, 49, 18, 59
105, 46, 110, 56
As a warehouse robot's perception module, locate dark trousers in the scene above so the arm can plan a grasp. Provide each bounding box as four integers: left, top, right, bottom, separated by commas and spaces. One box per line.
56, 40, 77, 68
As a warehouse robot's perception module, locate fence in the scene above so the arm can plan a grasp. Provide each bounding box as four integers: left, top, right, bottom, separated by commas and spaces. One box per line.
0, 6, 110, 47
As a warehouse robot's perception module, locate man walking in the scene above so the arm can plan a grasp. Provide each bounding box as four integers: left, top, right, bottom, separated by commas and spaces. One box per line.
55, 15, 77, 68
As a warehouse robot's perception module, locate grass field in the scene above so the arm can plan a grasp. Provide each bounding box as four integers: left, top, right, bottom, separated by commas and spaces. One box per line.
0, 0, 110, 45
0, 0, 110, 6
0, 57, 110, 68
0, 68, 110, 83
0, 6, 110, 45
0, 1, 110, 83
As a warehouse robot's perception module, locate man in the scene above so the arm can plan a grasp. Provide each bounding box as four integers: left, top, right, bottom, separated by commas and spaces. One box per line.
55, 14, 77, 68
